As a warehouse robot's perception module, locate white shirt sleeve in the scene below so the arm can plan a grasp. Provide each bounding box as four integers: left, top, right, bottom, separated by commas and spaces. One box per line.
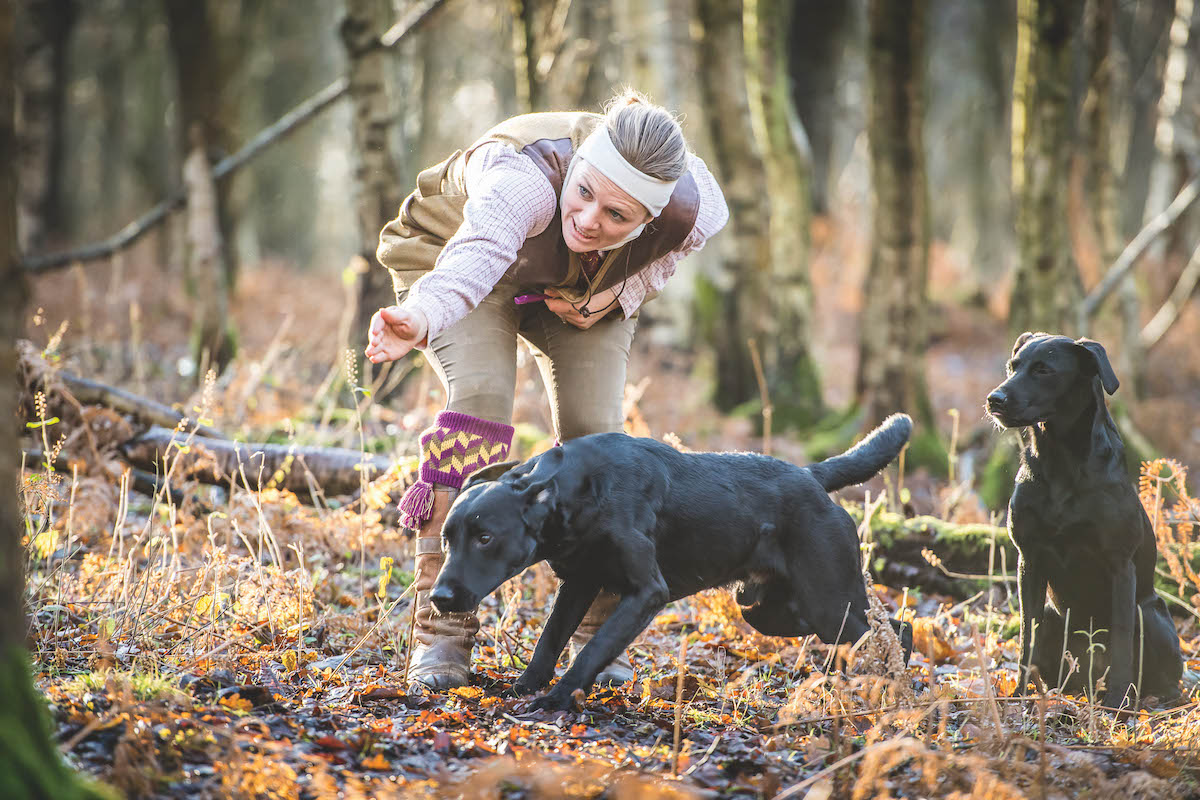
402, 142, 557, 342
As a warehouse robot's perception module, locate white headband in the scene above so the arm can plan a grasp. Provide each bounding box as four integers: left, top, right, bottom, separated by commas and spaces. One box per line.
573, 126, 679, 218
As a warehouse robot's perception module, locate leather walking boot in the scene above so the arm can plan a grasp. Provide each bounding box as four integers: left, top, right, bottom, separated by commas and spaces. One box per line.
407, 488, 479, 690
568, 590, 635, 685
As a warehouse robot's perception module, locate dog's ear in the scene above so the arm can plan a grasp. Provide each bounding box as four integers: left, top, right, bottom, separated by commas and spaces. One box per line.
1011, 331, 1036, 356
463, 460, 520, 490
520, 480, 557, 530
1074, 338, 1119, 395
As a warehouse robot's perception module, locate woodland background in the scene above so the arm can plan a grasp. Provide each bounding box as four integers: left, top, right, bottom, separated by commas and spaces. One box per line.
4, 0, 1200, 798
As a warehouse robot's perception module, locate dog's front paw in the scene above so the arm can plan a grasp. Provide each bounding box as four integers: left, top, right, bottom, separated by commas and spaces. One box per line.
513, 667, 553, 696
527, 686, 583, 713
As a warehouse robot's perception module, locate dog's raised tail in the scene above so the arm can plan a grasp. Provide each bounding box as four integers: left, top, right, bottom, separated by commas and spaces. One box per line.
808, 413, 913, 493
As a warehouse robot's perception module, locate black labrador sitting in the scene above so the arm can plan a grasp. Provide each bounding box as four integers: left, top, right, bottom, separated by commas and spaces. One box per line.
986, 332, 1182, 708
428, 414, 914, 712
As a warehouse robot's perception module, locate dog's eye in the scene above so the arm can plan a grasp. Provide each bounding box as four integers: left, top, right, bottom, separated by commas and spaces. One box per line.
1032, 363, 1052, 376
476, 533, 493, 546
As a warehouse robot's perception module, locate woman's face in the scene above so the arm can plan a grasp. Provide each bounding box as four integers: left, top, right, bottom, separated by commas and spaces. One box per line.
560, 162, 651, 252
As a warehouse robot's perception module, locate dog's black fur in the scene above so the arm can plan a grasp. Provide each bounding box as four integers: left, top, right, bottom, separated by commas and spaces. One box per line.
430, 415, 915, 711
986, 332, 1182, 707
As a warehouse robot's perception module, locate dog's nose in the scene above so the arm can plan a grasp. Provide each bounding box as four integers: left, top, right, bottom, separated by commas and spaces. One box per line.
430, 582, 457, 612
986, 389, 1007, 412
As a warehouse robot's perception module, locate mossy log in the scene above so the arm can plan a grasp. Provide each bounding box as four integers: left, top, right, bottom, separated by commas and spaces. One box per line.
844, 503, 1016, 598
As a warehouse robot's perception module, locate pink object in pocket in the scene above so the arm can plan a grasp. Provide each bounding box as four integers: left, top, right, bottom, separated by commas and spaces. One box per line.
514, 293, 549, 305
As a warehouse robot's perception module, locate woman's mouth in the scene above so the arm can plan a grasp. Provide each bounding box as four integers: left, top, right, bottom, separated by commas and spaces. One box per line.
571, 218, 596, 241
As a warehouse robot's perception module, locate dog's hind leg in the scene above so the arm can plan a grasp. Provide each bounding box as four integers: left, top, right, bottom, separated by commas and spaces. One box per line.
1135, 596, 1183, 700
514, 580, 600, 696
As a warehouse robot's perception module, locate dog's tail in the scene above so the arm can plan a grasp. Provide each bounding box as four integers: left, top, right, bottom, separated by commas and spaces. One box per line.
808, 413, 913, 493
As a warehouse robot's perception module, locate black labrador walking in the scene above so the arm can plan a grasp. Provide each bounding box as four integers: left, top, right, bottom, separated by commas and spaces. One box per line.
428, 415, 914, 711
986, 332, 1182, 707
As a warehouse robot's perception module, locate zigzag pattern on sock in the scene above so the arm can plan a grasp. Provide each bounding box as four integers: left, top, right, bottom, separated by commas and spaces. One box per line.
398, 410, 515, 530
423, 430, 510, 475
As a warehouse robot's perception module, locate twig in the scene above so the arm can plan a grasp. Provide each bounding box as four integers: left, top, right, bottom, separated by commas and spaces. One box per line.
672, 629, 688, 777
747, 338, 773, 457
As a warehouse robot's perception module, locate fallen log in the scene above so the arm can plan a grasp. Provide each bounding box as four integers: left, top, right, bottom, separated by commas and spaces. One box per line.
22, 448, 185, 506
120, 426, 395, 497
847, 505, 1016, 599
59, 372, 224, 439
18, 340, 224, 439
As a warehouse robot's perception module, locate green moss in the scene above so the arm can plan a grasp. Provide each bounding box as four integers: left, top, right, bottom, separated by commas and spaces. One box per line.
0, 647, 119, 800
904, 427, 950, 478
800, 406, 866, 462
979, 435, 1020, 512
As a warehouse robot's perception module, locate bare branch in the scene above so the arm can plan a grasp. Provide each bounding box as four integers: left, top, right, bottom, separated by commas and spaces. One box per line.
1140, 241, 1200, 349
1079, 173, 1200, 325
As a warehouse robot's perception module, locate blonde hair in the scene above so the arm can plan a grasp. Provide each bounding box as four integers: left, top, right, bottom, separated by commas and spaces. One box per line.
603, 89, 689, 181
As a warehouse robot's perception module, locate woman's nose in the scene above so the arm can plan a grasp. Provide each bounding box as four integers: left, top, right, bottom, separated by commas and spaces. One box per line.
578, 204, 600, 230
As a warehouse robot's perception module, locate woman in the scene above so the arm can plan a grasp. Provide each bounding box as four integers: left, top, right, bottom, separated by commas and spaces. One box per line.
366, 90, 728, 690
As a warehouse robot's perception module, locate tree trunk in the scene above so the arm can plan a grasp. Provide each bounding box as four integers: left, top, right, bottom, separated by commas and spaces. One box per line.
1140, 0, 1193, 267
744, 0, 823, 429
855, 0, 935, 432
786, 0, 854, 214
163, 0, 239, 296
15, 0, 76, 251
181, 127, 236, 374
1085, 0, 1146, 395
341, 0, 410, 381
695, 0, 772, 413
1, 5, 114, 795
965, 0, 1016, 284
508, 0, 609, 112
1009, 0, 1084, 334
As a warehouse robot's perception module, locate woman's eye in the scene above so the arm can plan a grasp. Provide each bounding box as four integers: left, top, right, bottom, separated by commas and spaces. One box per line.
609, 209, 625, 222
579, 185, 591, 199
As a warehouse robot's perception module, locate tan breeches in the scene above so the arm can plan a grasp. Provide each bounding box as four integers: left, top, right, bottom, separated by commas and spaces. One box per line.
413, 276, 637, 441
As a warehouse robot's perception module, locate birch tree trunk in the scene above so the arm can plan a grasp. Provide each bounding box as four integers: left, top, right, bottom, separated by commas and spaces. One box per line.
182, 127, 236, 374
0, 5, 115, 795
163, 0, 239, 288
695, 0, 772, 412
855, 0, 935, 432
1140, 0, 1193, 266
509, 0, 610, 112
341, 0, 408, 363
1009, 0, 1084, 334
744, 0, 823, 428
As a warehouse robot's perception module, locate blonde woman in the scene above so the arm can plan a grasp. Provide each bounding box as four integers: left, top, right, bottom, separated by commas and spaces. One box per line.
366, 90, 729, 691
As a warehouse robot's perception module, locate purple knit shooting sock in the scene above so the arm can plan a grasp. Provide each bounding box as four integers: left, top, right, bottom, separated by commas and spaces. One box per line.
398, 411, 515, 530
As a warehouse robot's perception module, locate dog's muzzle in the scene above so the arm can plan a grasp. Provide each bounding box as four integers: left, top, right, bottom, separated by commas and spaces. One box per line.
430, 581, 476, 614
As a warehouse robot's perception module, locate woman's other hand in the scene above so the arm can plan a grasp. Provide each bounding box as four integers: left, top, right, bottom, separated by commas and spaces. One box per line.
365, 306, 429, 363
543, 287, 619, 329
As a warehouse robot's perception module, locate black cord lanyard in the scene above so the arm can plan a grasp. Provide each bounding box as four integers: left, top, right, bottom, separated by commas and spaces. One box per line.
572, 248, 631, 319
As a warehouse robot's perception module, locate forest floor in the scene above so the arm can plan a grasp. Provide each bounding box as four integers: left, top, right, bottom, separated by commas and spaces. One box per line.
17, 226, 1200, 798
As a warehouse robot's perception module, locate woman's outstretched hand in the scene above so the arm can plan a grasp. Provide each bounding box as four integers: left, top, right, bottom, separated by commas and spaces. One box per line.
365, 306, 429, 363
